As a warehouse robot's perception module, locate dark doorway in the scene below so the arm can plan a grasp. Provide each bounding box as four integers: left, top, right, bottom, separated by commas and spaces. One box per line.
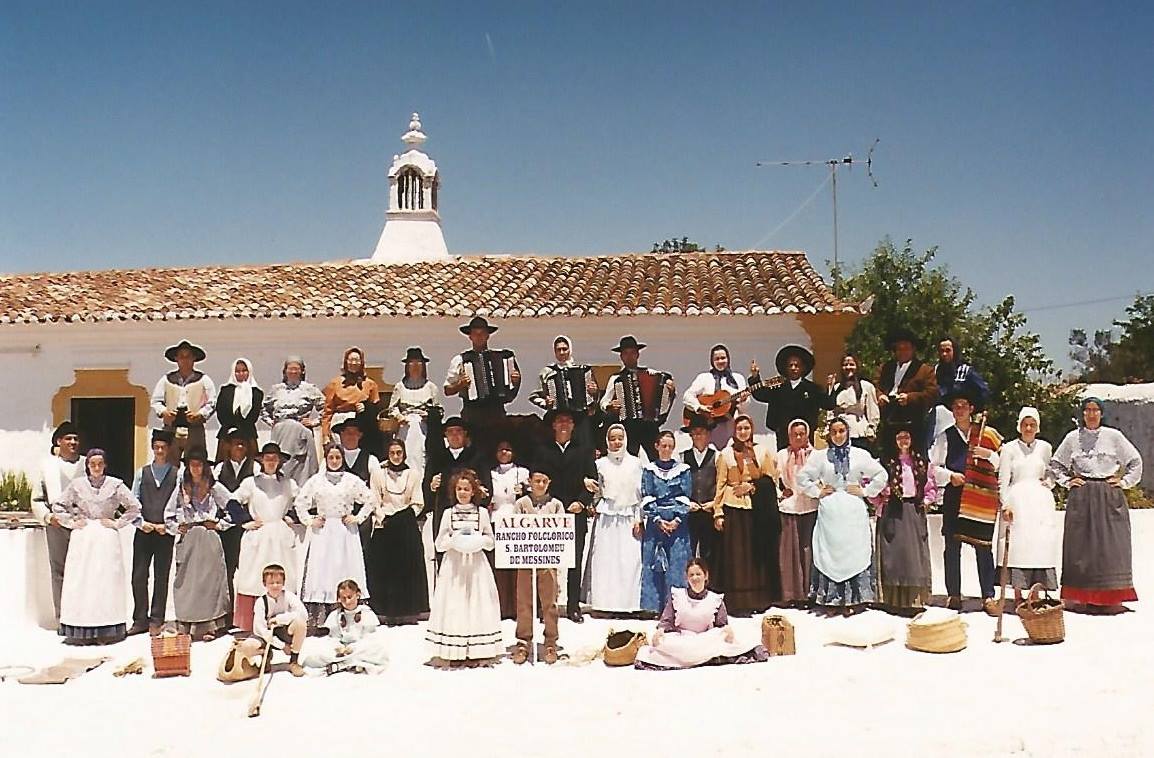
71, 397, 136, 483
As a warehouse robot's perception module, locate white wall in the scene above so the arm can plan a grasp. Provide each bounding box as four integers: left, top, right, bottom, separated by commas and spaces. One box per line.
0, 315, 812, 476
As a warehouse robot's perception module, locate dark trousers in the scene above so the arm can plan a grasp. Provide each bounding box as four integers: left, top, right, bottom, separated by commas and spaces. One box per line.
688, 509, 716, 564
45, 522, 71, 624
219, 526, 243, 623
622, 419, 660, 461
566, 512, 589, 614
942, 484, 996, 599
132, 529, 175, 625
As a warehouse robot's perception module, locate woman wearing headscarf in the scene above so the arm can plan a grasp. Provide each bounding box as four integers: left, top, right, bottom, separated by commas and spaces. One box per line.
584, 423, 644, 614
1050, 397, 1143, 613
321, 346, 381, 449
774, 419, 819, 606
164, 446, 234, 640
385, 347, 441, 472
215, 357, 263, 463
682, 344, 751, 450
640, 431, 694, 613
871, 423, 936, 615
367, 438, 429, 623
711, 415, 780, 613
999, 407, 1059, 606
52, 449, 142, 644
798, 417, 888, 616
831, 353, 880, 454
262, 356, 325, 487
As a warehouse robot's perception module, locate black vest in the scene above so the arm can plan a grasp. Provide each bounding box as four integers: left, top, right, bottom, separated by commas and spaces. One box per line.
217, 458, 255, 491
138, 463, 179, 523
343, 449, 372, 485
682, 448, 717, 505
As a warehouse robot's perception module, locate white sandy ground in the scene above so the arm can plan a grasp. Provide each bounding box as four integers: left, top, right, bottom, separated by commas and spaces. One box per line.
2, 514, 1153, 758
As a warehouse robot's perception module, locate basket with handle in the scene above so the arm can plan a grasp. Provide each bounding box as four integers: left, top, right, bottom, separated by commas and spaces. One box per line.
1016, 583, 1065, 644
151, 632, 192, 678
603, 630, 647, 667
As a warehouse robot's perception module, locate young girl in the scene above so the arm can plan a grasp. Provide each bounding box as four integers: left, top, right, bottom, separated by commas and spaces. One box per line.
230, 442, 301, 631
426, 469, 502, 667
164, 446, 234, 640
634, 558, 767, 670
872, 424, 936, 615
488, 439, 528, 619
640, 431, 693, 613
295, 443, 378, 630
302, 579, 389, 675
367, 439, 429, 623
585, 424, 643, 614
53, 449, 142, 645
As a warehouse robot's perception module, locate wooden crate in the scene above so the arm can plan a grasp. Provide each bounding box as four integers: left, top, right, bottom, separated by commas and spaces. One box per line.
761, 614, 796, 656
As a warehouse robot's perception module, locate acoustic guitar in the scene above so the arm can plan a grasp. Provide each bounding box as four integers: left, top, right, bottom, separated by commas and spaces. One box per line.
683, 374, 784, 427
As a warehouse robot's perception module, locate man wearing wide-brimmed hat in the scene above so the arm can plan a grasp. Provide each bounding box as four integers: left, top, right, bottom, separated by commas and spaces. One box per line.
444, 316, 521, 452
150, 339, 217, 465
751, 344, 835, 449
599, 335, 676, 459
875, 328, 938, 447
30, 420, 85, 627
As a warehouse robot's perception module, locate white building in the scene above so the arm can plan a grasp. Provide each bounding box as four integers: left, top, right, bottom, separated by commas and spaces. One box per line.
0, 114, 863, 481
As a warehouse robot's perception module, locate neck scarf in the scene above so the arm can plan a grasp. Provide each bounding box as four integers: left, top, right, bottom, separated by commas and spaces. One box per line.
827, 439, 852, 480
387, 460, 409, 473
782, 419, 812, 493
709, 344, 738, 390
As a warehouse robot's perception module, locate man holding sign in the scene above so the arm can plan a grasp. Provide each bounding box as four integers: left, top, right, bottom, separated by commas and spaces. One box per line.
510, 465, 565, 664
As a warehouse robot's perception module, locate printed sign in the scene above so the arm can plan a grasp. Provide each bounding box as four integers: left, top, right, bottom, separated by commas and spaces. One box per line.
493, 513, 576, 570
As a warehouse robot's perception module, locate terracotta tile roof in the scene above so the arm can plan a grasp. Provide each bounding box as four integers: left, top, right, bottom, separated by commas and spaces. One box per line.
0, 250, 858, 325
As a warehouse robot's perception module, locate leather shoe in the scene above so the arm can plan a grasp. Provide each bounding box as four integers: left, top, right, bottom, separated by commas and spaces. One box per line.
945, 596, 963, 611
511, 644, 529, 665
126, 623, 150, 637
566, 610, 585, 624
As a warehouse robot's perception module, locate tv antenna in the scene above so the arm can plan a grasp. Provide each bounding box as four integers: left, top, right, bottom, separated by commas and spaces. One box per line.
757, 138, 879, 276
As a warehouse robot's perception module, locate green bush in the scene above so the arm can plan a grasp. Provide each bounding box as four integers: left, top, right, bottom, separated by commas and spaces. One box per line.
0, 471, 32, 512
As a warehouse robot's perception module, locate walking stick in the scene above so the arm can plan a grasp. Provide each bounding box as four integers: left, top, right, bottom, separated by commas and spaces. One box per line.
993, 523, 1012, 643
247, 634, 275, 718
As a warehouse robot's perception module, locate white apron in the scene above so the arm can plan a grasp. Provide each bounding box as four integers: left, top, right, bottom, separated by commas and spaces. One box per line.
812, 490, 873, 583
1004, 480, 1059, 568
60, 523, 127, 628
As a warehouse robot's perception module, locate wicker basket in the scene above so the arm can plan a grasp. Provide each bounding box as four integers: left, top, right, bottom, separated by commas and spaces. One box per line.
151, 633, 192, 678
377, 413, 401, 435
906, 611, 967, 653
1016, 583, 1065, 644
603, 630, 647, 667
761, 614, 796, 656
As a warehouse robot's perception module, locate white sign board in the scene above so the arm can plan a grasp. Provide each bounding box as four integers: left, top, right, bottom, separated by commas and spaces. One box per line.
493, 513, 576, 570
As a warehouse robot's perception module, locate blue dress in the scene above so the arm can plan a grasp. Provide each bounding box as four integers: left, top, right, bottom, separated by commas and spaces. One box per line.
640, 460, 693, 612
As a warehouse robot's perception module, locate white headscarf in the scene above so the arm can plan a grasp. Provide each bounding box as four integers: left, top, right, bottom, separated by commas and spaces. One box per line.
600, 423, 641, 505
223, 357, 260, 416
553, 335, 575, 367
1017, 406, 1040, 433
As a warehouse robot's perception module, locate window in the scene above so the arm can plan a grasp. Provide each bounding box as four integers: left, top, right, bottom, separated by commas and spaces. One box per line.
397, 167, 424, 210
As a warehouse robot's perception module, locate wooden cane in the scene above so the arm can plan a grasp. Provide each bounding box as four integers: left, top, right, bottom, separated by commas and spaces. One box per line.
993, 522, 1012, 643
247, 634, 275, 718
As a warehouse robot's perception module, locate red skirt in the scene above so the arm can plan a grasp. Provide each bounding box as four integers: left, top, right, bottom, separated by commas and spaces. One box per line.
234, 593, 257, 632
1060, 586, 1138, 605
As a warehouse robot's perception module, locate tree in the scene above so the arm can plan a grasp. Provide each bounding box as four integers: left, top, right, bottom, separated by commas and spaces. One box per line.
1068, 293, 1154, 383
833, 238, 1077, 439
1068, 328, 1116, 382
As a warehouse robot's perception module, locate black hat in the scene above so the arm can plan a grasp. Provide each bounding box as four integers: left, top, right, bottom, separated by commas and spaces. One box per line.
543, 407, 577, 426
528, 462, 554, 479
164, 339, 207, 363
331, 417, 364, 436
943, 385, 983, 412
151, 429, 175, 445
885, 328, 923, 351
51, 421, 79, 444
182, 445, 212, 465
442, 416, 469, 432
681, 413, 712, 433
459, 316, 498, 335
402, 347, 431, 364
611, 335, 647, 353
775, 345, 815, 376
259, 442, 291, 461
222, 426, 245, 440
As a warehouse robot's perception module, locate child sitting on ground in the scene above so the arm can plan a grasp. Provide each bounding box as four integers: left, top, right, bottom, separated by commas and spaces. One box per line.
302, 579, 389, 675
512, 465, 564, 665
241, 563, 307, 677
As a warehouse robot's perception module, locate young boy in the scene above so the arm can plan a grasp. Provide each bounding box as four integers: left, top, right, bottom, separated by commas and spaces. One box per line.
681, 416, 718, 564
129, 429, 178, 636
512, 465, 564, 665
247, 563, 308, 677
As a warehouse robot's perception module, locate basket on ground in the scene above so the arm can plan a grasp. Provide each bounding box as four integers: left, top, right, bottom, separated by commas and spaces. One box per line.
603, 630, 647, 667
906, 610, 967, 653
151, 632, 192, 678
761, 614, 796, 656
1016, 583, 1065, 644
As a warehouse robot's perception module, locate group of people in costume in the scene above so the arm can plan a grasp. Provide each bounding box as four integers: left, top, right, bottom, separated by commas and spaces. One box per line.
26, 320, 1143, 672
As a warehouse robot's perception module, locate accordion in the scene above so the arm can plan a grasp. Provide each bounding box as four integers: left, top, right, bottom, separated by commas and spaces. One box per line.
461, 349, 517, 403
545, 365, 595, 412
614, 369, 674, 422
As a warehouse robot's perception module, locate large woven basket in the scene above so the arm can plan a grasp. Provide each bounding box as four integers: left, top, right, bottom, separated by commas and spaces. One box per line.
603, 630, 647, 667
761, 614, 796, 656
1016, 583, 1065, 644
151, 633, 192, 678
376, 413, 401, 435
906, 611, 967, 653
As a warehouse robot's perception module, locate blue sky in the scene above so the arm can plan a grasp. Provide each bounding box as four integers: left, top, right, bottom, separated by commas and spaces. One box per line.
2, 2, 1151, 369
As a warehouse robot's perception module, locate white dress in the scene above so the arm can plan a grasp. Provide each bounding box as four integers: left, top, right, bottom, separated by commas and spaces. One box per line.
585, 451, 644, 612
53, 477, 141, 632
426, 504, 503, 661
998, 439, 1059, 569
232, 473, 301, 596
386, 380, 440, 472
302, 603, 390, 674
489, 464, 529, 518
295, 471, 377, 604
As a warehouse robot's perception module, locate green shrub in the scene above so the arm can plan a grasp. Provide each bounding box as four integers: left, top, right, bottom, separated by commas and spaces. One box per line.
0, 471, 32, 512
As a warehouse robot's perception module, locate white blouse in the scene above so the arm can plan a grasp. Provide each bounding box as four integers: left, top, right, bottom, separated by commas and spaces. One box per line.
370, 466, 424, 519
798, 448, 888, 500
595, 452, 644, 517
997, 438, 1053, 503
1050, 426, 1143, 488
295, 471, 378, 525
387, 380, 441, 419
489, 464, 529, 515
52, 476, 141, 529
232, 473, 299, 522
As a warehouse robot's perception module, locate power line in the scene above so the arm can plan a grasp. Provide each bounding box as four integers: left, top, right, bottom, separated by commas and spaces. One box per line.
751, 171, 832, 248
1019, 291, 1152, 313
